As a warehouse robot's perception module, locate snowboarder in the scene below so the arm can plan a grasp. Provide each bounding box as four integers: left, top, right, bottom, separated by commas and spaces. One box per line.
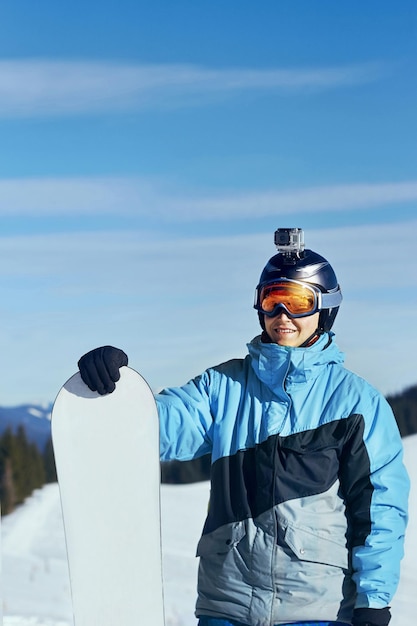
78, 228, 409, 626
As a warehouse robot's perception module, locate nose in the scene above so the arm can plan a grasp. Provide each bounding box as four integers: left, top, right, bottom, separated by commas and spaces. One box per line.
270, 307, 292, 320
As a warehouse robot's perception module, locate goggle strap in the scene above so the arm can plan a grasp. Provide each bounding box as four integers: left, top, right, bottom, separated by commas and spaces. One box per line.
321, 290, 343, 308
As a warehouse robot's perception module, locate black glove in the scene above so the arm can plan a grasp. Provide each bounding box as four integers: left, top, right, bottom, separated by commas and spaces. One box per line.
352, 607, 391, 626
78, 346, 128, 395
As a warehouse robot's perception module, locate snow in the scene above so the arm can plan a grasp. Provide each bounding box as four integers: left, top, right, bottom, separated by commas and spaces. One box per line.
2, 435, 416, 626
27, 408, 50, 420
1, 480, 209, 626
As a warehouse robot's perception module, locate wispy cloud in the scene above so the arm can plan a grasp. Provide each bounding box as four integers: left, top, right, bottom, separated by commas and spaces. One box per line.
0, 59, 385, 118
0, 176, 416, 218
2, 219, 416, 289
0, 176, 156, 214
185, 181, 417, 218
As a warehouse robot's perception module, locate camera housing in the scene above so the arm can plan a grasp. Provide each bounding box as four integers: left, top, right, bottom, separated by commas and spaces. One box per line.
274, 228, 305, 262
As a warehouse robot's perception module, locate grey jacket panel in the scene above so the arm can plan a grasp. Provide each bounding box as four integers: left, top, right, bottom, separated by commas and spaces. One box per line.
196, 481, 355, 625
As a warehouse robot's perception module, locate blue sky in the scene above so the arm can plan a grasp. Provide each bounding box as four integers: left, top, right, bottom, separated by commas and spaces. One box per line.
0, 1, 416, 405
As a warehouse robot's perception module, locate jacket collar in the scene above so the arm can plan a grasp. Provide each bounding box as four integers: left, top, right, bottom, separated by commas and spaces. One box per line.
247, 332, 344, 390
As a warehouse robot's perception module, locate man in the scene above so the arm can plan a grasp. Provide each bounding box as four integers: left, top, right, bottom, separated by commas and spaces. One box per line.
78, 228, 409, 626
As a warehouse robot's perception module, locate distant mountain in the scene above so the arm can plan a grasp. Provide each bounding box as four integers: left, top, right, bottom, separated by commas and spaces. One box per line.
0, 404, 53, 452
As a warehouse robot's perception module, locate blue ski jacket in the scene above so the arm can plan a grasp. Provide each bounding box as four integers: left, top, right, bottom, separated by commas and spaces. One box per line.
155, 333, 409, 626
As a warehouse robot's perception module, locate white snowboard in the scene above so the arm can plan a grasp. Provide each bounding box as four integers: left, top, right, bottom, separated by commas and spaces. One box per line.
52, 366, 164, 626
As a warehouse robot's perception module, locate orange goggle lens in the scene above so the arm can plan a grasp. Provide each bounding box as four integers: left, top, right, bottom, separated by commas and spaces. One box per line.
258, 282, 317, 316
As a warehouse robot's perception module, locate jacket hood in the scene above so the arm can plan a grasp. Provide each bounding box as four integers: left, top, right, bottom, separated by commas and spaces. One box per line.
247, 332, 345, 391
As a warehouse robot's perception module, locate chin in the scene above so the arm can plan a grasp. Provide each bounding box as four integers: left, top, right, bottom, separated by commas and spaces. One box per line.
276, 338, 295, 346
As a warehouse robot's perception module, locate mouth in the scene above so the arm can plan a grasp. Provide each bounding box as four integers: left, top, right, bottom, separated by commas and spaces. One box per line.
273, 327, 296, 335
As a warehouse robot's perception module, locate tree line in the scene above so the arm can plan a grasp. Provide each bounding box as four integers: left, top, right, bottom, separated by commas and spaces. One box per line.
386, 383, 417, 438
0, 426, 56, 516
1, 382, 417, 515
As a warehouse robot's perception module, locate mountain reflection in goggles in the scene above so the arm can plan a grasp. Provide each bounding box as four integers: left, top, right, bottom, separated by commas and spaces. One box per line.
258, 281, 318, 317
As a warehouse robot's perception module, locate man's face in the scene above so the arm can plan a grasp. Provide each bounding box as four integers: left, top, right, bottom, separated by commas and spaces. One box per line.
263, 311, 320, 347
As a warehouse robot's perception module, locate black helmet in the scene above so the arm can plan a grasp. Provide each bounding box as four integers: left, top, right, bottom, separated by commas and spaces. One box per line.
254, 228, 342, 333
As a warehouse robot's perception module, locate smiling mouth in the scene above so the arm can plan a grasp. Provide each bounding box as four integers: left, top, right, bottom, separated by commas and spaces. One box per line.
274, 328, 295, 334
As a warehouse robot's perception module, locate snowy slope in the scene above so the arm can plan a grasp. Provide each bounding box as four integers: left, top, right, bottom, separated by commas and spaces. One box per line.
2, 435, 416, 626
1, 480, 209, 626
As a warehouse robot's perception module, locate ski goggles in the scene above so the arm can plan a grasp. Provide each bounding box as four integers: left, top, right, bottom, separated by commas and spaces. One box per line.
254, 279, 342, 318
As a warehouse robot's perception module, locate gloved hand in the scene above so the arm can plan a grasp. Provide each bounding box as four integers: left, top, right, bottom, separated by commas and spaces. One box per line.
352, 607, 391, 626
78, 346, 128, 395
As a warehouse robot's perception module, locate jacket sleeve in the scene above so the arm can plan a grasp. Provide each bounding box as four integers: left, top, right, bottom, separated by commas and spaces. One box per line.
155, 371, 215, 462
340, 391, 409, 609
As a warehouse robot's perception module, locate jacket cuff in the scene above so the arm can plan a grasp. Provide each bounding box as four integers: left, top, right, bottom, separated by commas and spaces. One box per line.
352, 607, 391, 626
